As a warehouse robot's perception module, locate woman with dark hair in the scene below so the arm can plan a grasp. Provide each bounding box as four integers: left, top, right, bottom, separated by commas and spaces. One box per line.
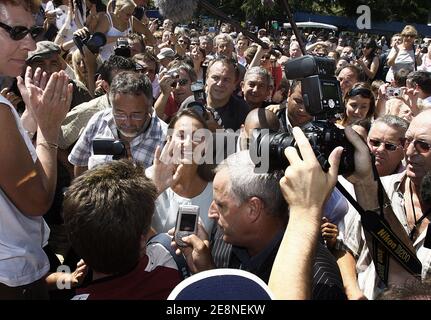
147, 109, 215, 236
189, 45, 206, 84
356, 38, 380, 81
338, 82, 375, 128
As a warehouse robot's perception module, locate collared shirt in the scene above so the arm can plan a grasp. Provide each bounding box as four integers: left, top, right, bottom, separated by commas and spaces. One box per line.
381, 172, 431, 279
59, 94, 110, 149
342, 171, 431, 299
68, 109, 167, 169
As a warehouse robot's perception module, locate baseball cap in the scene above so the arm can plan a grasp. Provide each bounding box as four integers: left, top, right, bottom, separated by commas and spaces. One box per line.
167, 268, 274, 300
26, 41, 61, 63
157, 47, 175, 60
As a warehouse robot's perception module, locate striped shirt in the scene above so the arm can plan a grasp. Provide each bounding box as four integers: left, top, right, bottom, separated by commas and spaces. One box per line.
69, 109, 167, 169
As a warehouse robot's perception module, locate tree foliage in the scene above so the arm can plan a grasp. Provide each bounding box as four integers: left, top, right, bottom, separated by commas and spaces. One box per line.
202, 0, 430, 25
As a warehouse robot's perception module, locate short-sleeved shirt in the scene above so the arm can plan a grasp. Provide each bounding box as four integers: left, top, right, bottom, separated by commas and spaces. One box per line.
59, 95, 110, 149
68, 109, 167, 169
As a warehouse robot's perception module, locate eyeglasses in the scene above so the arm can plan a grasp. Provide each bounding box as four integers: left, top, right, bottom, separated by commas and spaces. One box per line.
171, 78, 189, 88
113, 112, 147, 122
403, 34, 416, 38
368, 138, 401, 151
261, 55, 271, 60
404, 137, 431, 153
0, 22, 43, 41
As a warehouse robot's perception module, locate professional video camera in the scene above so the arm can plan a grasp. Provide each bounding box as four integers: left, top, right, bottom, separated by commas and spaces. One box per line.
73, 32, 106, 54
250, 55, 355, 175
92, 138, 126, 160
114, 38, 131, 58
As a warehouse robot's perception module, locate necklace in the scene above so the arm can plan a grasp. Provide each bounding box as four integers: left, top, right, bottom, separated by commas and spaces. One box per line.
408, 180, 431, 241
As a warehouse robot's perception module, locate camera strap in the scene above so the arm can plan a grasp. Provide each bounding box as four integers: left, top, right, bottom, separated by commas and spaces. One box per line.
335, 179, 422, 285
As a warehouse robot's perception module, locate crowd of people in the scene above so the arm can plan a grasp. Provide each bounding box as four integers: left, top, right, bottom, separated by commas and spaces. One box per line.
1, 0, 431, 300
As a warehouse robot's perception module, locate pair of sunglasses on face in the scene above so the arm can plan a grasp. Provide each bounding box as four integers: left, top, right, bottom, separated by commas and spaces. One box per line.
0, 22, 43, 41
369, 138, 431, 153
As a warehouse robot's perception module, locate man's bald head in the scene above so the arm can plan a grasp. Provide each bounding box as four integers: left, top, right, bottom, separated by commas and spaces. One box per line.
244, 108, 280, 134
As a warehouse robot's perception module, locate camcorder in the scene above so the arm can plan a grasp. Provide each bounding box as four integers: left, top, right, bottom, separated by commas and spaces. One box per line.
92, 138, 126, 160
114, 38, 131, 58
73, 32, 106, 54
250, 55, 355, 175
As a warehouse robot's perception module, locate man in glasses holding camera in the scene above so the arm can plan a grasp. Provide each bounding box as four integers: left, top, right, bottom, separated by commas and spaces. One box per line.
68, 71, 167, 177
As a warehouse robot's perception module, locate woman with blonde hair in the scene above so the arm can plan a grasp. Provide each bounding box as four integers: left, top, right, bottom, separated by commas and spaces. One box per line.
95, 0, 155, 61
386, 25, 422, 82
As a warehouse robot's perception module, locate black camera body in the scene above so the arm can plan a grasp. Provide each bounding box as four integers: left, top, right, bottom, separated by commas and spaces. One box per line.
285, 55, 344, 120
92, 138, 126, 160
73, 32, 106, 54
251, 122, 354, 175
114, 38, 131, 58
250, 55, 354, 175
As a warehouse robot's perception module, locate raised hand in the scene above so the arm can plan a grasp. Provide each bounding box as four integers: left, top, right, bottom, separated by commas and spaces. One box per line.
18, 67, 72, 133
321, 217, 338, 249
279, 126, 342, 215
151, 143, 185, 194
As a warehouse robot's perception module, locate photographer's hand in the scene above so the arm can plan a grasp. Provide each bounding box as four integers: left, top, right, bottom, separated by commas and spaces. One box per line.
344, 126, 378, 211
280, 127, 342, 214
271, 127, 342, 299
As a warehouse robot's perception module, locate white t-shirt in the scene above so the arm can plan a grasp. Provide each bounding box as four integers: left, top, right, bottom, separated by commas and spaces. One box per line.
0, 96, 50, 287
150, 178, 215, 235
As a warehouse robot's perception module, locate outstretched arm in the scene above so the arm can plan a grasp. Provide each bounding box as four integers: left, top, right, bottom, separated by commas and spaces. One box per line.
269, 127, 342, 300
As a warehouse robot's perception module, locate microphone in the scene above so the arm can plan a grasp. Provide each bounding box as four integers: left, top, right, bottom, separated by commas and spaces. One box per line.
154, 0, 197, 23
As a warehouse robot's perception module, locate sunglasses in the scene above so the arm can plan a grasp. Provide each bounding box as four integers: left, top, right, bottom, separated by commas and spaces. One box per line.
347, 87, 373, 98
368, 138, 400, 151
404, 137, 431, 153
171, 78, 189, 88
0, 22, 43, 41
